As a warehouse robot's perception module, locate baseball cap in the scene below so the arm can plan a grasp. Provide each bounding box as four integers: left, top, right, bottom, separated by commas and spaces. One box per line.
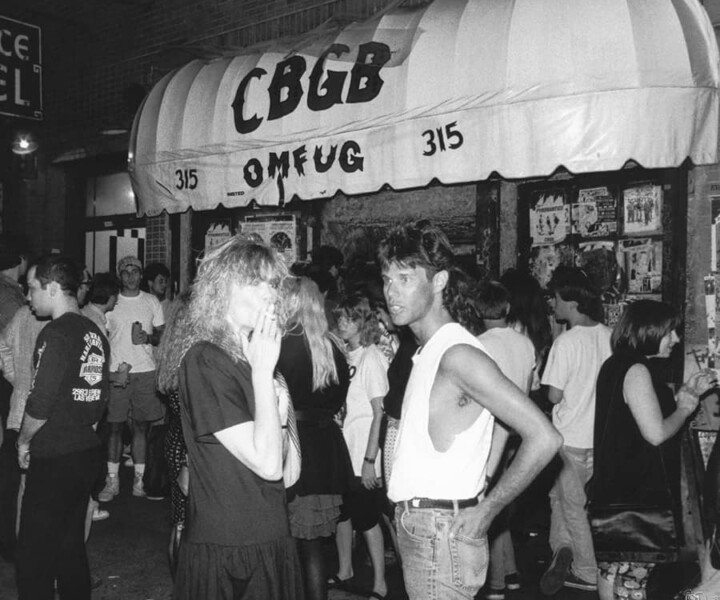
117, 255, 142, 275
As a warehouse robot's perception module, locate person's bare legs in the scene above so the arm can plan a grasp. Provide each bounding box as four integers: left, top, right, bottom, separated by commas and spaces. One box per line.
363, 524, 387, 597
168, 524, 182, 579
380, 513, 401, 568
598, 573, 614, 600
98, 423, 123, 501
296, 537, 327, 600
107, 423, 124, 464
85, 499, 96, 542
132, 421, 148, 465
333, 519, 354, 580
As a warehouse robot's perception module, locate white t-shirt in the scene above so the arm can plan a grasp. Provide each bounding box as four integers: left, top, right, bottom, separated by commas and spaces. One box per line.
342, 344, 389, 475
478, 327, 535, 394
388, 323, 495, 501
81, 303, 108, 336
106, 291, 164, 373
541, 323, 612, 448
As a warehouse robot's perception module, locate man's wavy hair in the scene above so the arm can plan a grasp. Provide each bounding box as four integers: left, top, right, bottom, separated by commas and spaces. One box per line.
178, 236, 288, 366
377, 224, 481, 334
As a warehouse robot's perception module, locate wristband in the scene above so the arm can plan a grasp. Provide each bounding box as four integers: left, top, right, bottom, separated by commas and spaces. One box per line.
363, 456, 375, 465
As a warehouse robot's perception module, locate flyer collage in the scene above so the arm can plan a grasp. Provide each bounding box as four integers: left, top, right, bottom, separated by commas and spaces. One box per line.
202, 214, 299, 269
527, 182, 664, 327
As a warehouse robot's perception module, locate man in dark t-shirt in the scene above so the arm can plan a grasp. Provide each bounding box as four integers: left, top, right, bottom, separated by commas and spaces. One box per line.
15, 256, 109, 600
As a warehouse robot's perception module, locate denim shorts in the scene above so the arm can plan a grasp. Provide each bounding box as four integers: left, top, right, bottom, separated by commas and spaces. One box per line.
107, 371, 164, 423
395, 503, 489, 600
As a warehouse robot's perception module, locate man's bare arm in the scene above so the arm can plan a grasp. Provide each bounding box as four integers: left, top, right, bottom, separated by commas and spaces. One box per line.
546, 385, 563, 405
441, 345, 562, 538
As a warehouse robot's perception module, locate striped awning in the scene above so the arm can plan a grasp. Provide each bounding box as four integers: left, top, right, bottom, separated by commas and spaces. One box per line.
129, 0, 720, 216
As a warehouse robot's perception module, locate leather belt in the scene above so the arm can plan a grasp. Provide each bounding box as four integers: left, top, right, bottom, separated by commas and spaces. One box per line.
294, 409, 334, 425
403, 496, 479, 510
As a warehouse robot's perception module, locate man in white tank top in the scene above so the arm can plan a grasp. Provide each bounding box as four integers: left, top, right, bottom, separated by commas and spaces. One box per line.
378, 225, 562, 600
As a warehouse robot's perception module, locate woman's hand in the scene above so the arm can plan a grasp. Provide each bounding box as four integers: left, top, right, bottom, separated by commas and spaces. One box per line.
684, 369, 717, 397
246, 303, 281, 376
361, 461, 379, 489
677, 369, 716, 416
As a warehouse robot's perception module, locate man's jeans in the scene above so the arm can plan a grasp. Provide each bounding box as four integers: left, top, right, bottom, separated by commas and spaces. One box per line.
0, 428, 21, 561
16, 446, 102, 600
548, 445, 597, 584
395, 503, 489, 600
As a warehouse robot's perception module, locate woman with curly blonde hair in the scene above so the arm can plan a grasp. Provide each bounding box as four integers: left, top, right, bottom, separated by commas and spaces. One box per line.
172, 236, 302, 600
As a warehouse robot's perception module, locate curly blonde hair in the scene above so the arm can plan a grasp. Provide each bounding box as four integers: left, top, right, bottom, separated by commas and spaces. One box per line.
174, 235, 288, 370
333, 293, 381, 348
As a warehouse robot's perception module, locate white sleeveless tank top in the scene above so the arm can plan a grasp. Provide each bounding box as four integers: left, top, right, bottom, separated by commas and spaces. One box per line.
387, 323, 495, 502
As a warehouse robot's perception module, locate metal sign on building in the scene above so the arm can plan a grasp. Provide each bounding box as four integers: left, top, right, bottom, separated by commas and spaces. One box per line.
0, 15, 42, 120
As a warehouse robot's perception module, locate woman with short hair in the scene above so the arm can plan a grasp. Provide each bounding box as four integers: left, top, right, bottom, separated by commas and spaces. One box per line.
589, 300, 716, 599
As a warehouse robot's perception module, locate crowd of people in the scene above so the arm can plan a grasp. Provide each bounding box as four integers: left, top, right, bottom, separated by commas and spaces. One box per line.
0, 223, 718, 600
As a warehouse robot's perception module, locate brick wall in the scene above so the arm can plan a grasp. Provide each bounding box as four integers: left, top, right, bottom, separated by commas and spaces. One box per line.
144, 213, 170, 267
1, 0, 410, 262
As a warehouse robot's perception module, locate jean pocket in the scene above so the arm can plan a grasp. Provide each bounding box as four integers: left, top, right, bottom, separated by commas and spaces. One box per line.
398, 507, 437, 542
449, 533, 488, 592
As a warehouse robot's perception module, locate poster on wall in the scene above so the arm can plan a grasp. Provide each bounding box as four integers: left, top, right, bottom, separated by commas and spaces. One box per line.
240, 214, 297, 267
529, 243, 575, 289
620, 238, 662, 295
529, 190, 570, 246
571, 186, 617, 238
622, 183, 663, 235
576, 240, 618, 292
603, 302, 625, 329
710, 194, 720, 272
204, 221, 232, 255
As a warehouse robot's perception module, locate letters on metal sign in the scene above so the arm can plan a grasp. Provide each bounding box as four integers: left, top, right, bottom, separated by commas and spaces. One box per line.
0, 15, 42, 120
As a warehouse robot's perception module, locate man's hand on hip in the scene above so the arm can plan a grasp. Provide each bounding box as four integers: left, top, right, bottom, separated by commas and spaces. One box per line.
449, 501, 491, 540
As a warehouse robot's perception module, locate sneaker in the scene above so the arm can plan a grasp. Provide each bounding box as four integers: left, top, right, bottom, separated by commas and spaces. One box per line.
484, 587, 505, 600
539, 546, 573, 595
123, 456, 134, 467
505, 572, 521, 591
132, 473, 146, 497
98, 475, 119, 502
563, 572, 597, 591
92, 507, 110, 522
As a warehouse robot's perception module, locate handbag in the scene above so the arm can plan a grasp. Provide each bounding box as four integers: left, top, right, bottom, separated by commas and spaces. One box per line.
588, 503, 680, 562
587, 359, 681, 562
